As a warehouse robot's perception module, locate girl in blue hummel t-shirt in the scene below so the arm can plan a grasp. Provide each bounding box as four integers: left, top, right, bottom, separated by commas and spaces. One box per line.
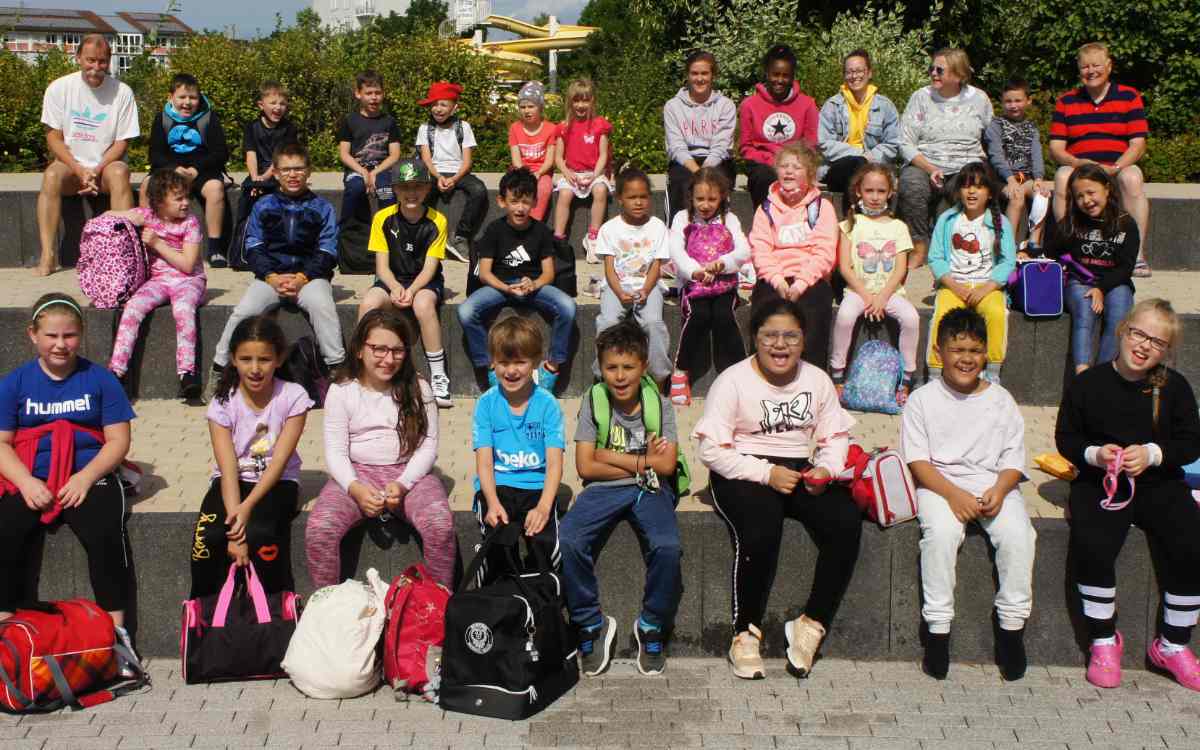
0, 294, 138, 658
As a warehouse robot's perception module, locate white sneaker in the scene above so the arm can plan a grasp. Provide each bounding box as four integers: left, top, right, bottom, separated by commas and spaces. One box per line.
430, 373, 452, 408
445, 236, 470, 263
583, 277, 604, 298
583, 233, 599, 264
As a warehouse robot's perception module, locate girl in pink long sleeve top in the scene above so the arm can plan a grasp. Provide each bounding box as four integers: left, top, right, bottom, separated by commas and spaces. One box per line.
694, 296, 862, 681
306, 310, 456, 588
748, 142, 839, 372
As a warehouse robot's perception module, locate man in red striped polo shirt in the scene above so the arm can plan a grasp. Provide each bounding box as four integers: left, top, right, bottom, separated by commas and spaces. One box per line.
1050, 42, 1151, 277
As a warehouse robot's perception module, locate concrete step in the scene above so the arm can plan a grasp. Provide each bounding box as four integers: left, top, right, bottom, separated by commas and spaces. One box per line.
4, 265, 1200, 407
4, 172, 1199, 270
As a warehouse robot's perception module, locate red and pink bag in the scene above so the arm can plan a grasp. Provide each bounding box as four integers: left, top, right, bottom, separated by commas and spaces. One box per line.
839, 445, 919, 528
77, 214, 149, 309
383, 564, 450, 701
180, 562, 301, 684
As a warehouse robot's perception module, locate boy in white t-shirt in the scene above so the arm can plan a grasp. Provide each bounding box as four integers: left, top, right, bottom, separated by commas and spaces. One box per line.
416, 80, 488, 263
593, 168, 672, 386
901, 307, 1036, 682
37, 35, 139, 276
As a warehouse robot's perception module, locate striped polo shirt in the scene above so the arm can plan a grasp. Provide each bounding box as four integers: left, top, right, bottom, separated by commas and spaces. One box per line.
1049, 83, 1148, 165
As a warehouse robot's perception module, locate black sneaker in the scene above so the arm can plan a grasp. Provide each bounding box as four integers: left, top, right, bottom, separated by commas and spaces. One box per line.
208, 251, 229, 269
635, 623, 666, 676
923, 631, 950, 680
178, 371, 201, 401
578, 615, 616, 677
445, 236, 470, 263
997, 627, 1027, 681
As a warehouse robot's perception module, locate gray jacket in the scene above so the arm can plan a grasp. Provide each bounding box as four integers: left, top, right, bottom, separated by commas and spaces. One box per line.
662, 87, 737, 167
817, 89, 901, 177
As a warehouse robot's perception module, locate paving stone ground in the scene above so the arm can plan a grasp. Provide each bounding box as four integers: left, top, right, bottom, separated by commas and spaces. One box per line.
8, 657, 1200, 749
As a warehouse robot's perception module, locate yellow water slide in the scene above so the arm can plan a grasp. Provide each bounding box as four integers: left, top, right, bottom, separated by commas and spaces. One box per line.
466, 15, 597, 78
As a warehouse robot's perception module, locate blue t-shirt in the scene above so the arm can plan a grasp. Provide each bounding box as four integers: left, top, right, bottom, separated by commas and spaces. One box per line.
471, 386, 564, 491
0, 358, 136, 479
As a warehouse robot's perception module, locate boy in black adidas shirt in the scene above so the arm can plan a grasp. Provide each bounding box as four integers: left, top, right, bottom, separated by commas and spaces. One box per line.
458, 168, 577, 394
359, 158, 452, 406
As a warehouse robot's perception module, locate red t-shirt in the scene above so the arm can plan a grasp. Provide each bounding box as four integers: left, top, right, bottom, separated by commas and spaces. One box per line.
558, 115, 612, 173
508, 120, 558, 172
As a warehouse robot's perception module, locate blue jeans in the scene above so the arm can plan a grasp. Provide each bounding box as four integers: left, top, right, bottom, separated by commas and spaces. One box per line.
559, 483, 682, 630
457, 285, 577, 368
340, 170, 394, 224
1065, 281, 1134, 367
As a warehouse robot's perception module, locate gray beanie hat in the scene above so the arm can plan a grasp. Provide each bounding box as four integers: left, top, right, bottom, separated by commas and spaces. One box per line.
518, 81, 545, 107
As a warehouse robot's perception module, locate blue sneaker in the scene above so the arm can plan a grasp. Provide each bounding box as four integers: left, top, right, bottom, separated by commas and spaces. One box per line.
635, 621, 666, 676
487, 369, 498, 389
537, 365, 559, 394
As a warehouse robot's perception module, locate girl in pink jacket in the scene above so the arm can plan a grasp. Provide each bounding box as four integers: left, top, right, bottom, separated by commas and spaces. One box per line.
748, 142, 838, 371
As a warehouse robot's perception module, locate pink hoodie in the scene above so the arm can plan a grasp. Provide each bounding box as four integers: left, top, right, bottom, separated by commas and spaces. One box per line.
738, 82, 819, 166
749, 183, 838, 293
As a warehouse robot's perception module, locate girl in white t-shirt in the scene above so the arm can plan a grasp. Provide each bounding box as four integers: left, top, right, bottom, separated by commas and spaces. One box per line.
830, 164, 920, 404
192, 315, 312, 598
925, 162, 1016, 382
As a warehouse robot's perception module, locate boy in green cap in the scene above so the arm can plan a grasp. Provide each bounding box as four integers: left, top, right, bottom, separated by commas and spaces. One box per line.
358, 157, 453, 406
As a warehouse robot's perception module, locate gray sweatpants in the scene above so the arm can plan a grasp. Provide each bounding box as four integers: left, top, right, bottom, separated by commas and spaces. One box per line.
594, 285, 672, 381
213, 278, 345, 367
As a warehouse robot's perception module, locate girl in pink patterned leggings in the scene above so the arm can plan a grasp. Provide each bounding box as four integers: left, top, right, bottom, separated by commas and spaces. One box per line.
306, 310, 456, 589
106, 168, 207, 400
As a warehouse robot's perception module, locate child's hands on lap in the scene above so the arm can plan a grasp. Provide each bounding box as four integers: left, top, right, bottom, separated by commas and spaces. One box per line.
802, 467, 831, 495
58, 472, 96, 509
947, 487, 982, 523
225, 504, 251, 542
390, 286, 410, 307
1121, 445, 1151, 477
1096, 444, 1122, 466
484, 502, 509, 528
227, 540, 249, 567
978, 484, 1006, 518
524, 505, 550, 536
349, 480, 385, 518
1086, 287, 1104, 314
19, 477, 54, 511
383, 482, 406, 513
768, 464, 804, 495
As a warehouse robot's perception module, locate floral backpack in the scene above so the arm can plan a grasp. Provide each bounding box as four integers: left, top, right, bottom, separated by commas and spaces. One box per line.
682, 220, 738, 299
77, 214, 149, 309
841, 339, 903, 415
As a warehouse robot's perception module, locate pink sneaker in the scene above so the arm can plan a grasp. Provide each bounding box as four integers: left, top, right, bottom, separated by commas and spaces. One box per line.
1086, 632, 1122, 688
1148, 638, 1200, 691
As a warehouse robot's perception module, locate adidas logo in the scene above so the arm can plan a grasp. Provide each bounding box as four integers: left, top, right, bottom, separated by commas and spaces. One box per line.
504, 245, 532, 266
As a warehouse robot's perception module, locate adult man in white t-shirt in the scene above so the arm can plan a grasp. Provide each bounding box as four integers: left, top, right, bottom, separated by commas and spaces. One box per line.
36, 34, 139, 275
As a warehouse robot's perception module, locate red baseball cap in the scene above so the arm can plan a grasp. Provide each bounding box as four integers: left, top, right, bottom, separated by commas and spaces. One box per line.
419, 81, 463, 106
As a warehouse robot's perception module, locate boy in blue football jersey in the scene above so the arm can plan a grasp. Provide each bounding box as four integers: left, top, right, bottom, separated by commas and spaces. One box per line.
471, 315, 565, 584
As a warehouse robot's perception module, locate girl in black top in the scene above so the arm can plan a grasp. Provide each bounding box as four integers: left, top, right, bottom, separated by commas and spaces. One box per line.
1055, 298, 1200, 692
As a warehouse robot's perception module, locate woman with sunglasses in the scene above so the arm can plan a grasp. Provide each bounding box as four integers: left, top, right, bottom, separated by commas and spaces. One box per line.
897, 48, 993, 268
306, 310, 455, 589
817, 49, 901, 195
1056, 298, 1200, 692
694, 297, 861, 681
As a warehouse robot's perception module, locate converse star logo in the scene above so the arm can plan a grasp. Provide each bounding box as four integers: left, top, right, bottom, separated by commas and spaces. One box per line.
763, 112, 796, 143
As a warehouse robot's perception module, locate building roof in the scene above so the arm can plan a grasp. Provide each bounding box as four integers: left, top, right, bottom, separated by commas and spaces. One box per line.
0, 6, 192, 36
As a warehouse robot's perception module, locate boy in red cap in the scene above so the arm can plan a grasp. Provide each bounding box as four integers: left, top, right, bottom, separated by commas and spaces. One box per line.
416, 81, 487, 263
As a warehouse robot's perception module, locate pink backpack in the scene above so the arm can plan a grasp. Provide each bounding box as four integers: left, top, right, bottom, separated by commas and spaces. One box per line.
383, 564, 450, 701
77, 214, 149, 309
682, 221, 738, 299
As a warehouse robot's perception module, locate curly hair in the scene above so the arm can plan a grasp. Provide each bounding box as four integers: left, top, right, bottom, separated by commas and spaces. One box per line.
686, 166, 731, 223
145, 168, 191, 216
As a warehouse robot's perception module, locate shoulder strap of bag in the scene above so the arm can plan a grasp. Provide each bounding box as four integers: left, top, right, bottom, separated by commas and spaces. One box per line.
460, 522, 522, 591
807, 199, 821, 230
0, 639, 34, 710
639, 376, 660, 435
589, 382, 612, 448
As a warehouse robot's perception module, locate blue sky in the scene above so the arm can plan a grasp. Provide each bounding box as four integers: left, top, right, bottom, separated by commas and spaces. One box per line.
37, 0, 586, 37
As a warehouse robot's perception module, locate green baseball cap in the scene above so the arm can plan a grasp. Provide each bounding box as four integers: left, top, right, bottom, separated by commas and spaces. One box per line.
392, 158, 431, 185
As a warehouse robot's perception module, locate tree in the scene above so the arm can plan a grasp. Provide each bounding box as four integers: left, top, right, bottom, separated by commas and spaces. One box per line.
531, 13, 550, 27
373, 0, 448, 38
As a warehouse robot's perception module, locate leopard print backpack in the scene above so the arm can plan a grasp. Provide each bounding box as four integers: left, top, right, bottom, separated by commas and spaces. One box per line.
77, 214, 149, 309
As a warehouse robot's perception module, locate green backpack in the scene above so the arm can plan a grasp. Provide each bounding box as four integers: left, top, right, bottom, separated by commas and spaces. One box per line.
588, 375, 691, 499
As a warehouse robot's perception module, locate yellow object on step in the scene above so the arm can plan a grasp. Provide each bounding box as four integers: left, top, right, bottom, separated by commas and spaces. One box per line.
1035, 452, 1078, 481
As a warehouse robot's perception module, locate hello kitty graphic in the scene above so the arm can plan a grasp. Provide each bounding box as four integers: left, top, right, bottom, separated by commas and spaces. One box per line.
950, 230, 988, 276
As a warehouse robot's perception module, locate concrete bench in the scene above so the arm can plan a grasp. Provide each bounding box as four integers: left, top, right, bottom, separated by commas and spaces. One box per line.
30, 509, 1163, 668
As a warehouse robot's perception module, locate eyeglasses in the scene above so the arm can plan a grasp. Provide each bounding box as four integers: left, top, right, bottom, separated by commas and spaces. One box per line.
927, 65, 946, 76
757, 330, 804, 347
1126, 327, 1168, 352
844, 68, 870, 78
365, 343, 407, 360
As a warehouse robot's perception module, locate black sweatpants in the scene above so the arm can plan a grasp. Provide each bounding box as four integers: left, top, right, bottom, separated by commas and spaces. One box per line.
675, 289, 745, 379
426, 173, 488, 241
1071, 478, 1200, 642
745, 162, 778, 209
710, 459, 862, 632
666, 159, 737, 221
750, 278, 833, 373
190, 478, 299, 599
473, 486, 561, 587
0, 474, 131, 612
823, 156, 868, 196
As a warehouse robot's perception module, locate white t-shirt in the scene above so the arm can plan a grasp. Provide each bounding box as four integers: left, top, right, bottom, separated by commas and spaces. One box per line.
900, 379, 1026, 497
596, 215, 670, 292
948, 212, 995, 284
415, 120, 478, 175
40, 71, 139, 168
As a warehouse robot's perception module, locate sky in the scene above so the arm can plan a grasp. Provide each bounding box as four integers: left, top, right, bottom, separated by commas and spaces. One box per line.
32, 0, 587, 37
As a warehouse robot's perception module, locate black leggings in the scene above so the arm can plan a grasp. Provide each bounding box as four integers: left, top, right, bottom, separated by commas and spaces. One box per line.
1070, 478, 1200, 643
750, 278, 833, 373
190, 478, 299, 599
710, 460, 862, 632
666, 159, 737, 221
675, 289, 745, 379
0, 474, 131, 612
745, 162, 777, 209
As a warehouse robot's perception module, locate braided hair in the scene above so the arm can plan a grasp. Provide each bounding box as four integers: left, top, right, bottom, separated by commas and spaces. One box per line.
954, 162, 1005, 262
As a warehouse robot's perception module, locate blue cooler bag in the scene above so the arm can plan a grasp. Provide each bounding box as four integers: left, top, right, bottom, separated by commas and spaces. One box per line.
1184, 458, 1200, 490
841, 339, 903, 415
1009, 258, 1064, 317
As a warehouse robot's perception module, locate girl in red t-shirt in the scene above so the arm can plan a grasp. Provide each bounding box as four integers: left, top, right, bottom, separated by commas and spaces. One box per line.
508, 81, 558, 222
553, 78, 613, 263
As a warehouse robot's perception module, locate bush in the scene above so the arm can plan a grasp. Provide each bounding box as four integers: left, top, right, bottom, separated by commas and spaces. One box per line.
0, 48, 75, 170
1141, 134, 1200, 184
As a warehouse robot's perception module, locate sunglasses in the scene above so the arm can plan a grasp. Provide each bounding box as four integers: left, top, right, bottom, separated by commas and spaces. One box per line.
927, 65, 947, 76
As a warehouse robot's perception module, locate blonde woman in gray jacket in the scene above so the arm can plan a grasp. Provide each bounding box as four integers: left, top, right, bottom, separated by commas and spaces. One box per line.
663, 50, 737, 219
817, 49, 901, 195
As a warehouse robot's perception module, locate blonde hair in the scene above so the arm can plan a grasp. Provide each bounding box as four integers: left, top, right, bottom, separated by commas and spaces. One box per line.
566, 78, 596, 114
488, 315, 545, 362
1077, 42, 1111, 61
773, 142, 820, 179
1117, 298, 1180, 431
932, 47, 973, 83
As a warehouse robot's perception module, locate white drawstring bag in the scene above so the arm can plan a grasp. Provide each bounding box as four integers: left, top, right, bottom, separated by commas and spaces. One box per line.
282, 568, 388, 699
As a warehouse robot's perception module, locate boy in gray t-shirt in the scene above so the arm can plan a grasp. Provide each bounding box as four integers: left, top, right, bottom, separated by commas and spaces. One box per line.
560, 318, 683, 679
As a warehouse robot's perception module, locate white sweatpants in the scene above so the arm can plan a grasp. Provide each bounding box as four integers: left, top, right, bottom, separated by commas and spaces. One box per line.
917, 487, 1037, 633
